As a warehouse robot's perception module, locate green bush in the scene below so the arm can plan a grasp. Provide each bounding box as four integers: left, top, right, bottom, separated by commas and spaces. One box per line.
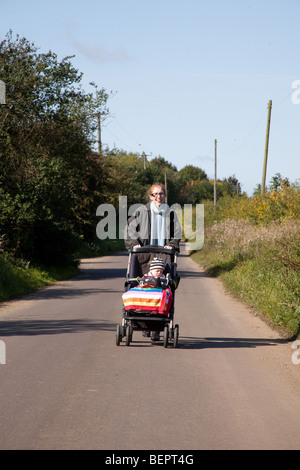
192, 217, 300, 338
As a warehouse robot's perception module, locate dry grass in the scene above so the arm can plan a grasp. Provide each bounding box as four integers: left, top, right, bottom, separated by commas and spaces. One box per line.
192, 216, 300, 338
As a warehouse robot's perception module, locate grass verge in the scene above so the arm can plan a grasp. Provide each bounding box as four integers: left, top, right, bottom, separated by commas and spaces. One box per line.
0, 238, 125, 303
191, 218, 300, 339
0, 253, 78, 302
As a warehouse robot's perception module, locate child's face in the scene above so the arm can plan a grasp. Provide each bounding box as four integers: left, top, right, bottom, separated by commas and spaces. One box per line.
150, 268, 164, 277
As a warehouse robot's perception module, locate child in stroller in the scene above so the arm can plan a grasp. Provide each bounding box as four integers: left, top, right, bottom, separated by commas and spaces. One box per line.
137, 256, 169, 340
117, 246, 180, 347
139, 256, 167, 286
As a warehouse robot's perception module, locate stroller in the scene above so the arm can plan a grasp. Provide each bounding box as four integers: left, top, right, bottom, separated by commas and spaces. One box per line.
116, 245, 180, 348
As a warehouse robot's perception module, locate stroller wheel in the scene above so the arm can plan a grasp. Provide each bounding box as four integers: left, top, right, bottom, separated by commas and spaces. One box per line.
163, 325, 169, 348
116, 324, 122, 346
125, 325, 132, 346
173, 324, 179, 348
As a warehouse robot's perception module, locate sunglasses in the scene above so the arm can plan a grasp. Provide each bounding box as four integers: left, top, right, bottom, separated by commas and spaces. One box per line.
150, 192, 165, 198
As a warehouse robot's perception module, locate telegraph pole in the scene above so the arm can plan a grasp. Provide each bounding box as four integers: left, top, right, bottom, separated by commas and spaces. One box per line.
214, 139, 217, 214
97, 112, 102, 154
164, 171, 168, 203
0, 81, 6, 105
0, 81, 7, 132
141, 152, 152, 170
261, 100, 272, 194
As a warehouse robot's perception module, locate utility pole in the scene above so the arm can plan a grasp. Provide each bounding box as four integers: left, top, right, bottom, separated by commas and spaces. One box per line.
0, 81, 8, 133
142, 152, 146, 170
0, 81, 6, 105
214, 139, 217, 214
97, 112, 102, 154
164, 171, 168, 203
261, 100, 272, 194
141, 151, 152, 170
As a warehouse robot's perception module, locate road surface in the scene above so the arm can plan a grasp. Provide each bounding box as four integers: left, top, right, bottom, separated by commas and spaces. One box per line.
0, 244, 300, 450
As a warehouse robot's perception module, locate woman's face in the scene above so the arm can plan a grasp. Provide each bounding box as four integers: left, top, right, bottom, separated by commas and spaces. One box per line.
149, 185, 165, 207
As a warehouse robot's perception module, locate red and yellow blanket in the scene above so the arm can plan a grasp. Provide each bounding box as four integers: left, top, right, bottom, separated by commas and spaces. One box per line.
122, 286, 173, 315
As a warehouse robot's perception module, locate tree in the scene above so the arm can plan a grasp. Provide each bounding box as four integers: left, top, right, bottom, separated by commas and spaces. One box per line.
0, 31, 111, 265
269, 173, 290, 192
221, 175, 242, 196
179, 165, 208, 183
184, 180, 214, 204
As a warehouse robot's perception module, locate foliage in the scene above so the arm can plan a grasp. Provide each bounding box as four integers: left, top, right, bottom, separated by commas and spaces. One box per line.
178, 165, 207, 183
0, 31, 299, 326
222, 175, 242, 196
0, 251, 78, 301
4, 29, 297, 298
0, 31, 111, 265
211, 180, 299, 225
192, 217, 300, 338
192, 177, 300, 339
0, 30, 245, 271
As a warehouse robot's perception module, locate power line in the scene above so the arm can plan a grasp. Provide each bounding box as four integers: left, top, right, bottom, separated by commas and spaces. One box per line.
225, 88, 296, 158
114, 118, 142, 147
103, 117, 143, 152
104, 126, 137, 151
225, 107, 268, 158
272, 88, 295, 108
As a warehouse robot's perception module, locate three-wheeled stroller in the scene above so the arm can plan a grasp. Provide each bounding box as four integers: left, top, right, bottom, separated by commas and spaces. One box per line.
116, 245, 180, 348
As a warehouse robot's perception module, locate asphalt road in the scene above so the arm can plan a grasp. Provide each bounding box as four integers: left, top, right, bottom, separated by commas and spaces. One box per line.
1, 245, 300, 450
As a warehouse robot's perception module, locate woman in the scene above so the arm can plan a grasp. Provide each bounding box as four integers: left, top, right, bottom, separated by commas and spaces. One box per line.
124, 182, 181, 256
124, 183, 181, 340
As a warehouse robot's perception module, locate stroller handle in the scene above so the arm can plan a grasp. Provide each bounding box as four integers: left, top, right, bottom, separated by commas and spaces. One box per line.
131, 245, 176, 255
125, 275, 170, 288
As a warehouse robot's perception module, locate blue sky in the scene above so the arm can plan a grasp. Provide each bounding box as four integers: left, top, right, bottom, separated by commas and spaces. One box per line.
1, 0, 300, 194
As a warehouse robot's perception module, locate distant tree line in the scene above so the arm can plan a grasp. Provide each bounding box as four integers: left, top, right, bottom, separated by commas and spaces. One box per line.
102, 150, 242, 207
0, 32, 243, 267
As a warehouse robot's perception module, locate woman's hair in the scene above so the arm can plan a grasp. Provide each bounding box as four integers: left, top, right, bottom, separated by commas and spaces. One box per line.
147, 182, 166, 198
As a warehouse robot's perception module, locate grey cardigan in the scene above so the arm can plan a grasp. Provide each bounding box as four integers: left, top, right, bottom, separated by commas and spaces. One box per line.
124, 202, 181, 251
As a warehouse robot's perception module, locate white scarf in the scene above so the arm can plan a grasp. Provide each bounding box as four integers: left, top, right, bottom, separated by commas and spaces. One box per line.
150, 202, 168, 246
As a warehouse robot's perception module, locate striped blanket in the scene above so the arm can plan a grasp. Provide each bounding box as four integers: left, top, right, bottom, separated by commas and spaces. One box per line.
122, 286, 173, 315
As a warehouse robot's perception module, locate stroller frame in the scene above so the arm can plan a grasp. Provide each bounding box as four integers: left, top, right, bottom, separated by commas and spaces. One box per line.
116, 245, 179, 348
